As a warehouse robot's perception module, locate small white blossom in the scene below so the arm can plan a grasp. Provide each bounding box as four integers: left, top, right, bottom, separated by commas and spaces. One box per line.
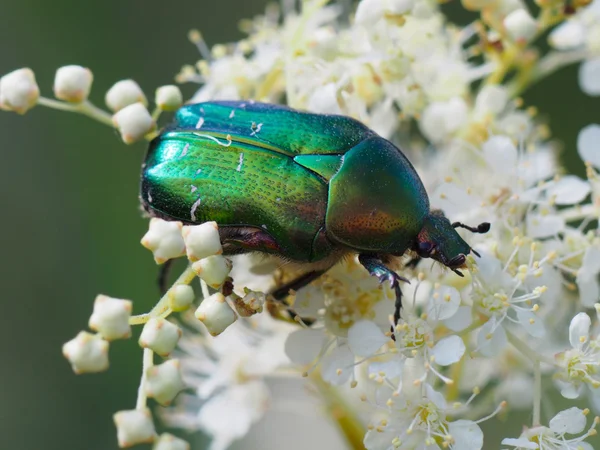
192, 255, 232, 288
0, 68, 39, 114
112, 102, 156, 144
141, 218, 186, 264
155, 85, 183, 111
549, 21, 586, 50
182, 222, 222, 262
105, 79, 147, 112
195, 293, 237, 336
168, 285, 195, 312
145, 359, 186, 405
62, 331, 109, 374
153, 433, 189, 450
139, 318, 182, 357
88, 294, 132, 340
579, 58, 600, 96
53, 65, 93, 102
420, 98, 468, 142
504, 9, 538, 43
113, 408, 156, 448
578, 123, 600, 168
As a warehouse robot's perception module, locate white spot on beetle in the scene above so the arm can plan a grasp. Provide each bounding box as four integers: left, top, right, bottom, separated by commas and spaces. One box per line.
195, 168, 202, 176
190, 185, 198, 193
261, 224, 268, 229
229, 109, 235, 119
148, 192, 153, 203
195, 117, 205, 129
190, 198, 202, 221
181, 143, 190, 157
250, 122, 263, 136
236, 153, 244, 172
276, 197, 281, 202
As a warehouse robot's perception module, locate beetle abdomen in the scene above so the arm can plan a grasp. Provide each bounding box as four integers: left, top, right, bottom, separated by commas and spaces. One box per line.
141, 131, 328, 261
326, 136, 430, 254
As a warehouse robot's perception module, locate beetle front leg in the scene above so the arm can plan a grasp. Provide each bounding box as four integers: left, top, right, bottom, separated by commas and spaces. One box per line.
359, 254, 409, 326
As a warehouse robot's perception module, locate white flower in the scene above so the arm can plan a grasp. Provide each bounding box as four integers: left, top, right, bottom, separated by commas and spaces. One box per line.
139, 318, 182, 357
53, 65, 93, 102
62, 331, 109, 374
0, 68, 39, 114
145, 359, 186, 405
504, 9, 538, 43
578, 124, 600, 168
113, 408, 156, 448
420, 98, 468, 142
195, 293, 237, 336
105, 79, 147, 112
192, 255, 232, 288
549, 21, 586, 50
88, 294, 132, 340
112, 102, 156, 144
502, 407, 597, 450
182, 222, 222, 262
153, 433, 189, 450
141, 218, 185, 264
579, 58, 600, 96
155, 85, 183, 111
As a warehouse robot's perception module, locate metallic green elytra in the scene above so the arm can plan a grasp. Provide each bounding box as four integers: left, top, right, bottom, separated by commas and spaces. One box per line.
141, 101, 490, 324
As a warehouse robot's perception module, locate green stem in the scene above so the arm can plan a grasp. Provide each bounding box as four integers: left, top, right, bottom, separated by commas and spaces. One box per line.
129, 265, 196, 325
38, 97, 114, 126
533, 359, 541, 426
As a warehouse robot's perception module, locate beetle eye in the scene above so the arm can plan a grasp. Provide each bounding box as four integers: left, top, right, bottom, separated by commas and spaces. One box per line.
448, 254, 466, 267
418, 241, 435, 256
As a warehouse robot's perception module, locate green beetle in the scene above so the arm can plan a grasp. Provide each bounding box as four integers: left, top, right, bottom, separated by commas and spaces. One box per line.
141, 101, 489, 324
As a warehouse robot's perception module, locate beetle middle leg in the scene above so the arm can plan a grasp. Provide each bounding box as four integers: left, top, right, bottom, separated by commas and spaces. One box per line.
359, 254, 409, 328
158, 259, 174, 295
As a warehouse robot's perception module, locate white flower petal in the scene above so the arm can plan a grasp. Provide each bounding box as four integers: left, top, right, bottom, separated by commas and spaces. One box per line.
321, 345, 354, 385
547, 176, 590, 205
284, 328, 324, 365
428, 286, 461, 320
348, 320, 388, 357
579, 58, 600, 96
368, 359, 404, 380
425, 384, 447, 409
549, 407, 587, 435
569, 312, 591, 349
482, 135, 518, 175
477, 320, 507, 357
501, 437, 538, 449
578, 124, 600, 167
444, 306, 473, 332
580, 247, 600, 276
431, 335, 465, 366
448, 420, 483, 450
526, 213, 565, 239
516, 309, 546, 338
548, 20, 586, 50
576, 273, 600, 307
557, 380, 584, 399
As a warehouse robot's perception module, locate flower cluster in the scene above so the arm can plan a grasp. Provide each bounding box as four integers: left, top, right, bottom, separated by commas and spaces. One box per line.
3, 0, 600, 448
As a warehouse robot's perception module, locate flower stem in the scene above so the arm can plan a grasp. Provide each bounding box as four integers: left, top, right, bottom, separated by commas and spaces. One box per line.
533, 358, 541, 426
136, 348, 154, 410
38, 97, 114, 126
129, 265, 196, 325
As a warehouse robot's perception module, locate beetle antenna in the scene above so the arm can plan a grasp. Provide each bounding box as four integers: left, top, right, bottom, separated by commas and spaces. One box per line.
471, 248, 481, 258
452, 268, 464, 277
452, 221, 491, 234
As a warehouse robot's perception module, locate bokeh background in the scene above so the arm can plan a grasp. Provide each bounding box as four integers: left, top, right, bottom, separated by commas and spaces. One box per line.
0, 0, 598, 449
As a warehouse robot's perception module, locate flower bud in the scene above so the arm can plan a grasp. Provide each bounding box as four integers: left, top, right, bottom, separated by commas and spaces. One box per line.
145, 359, 186, 405
168, 285, 196, 312
153, 433, 190, 450
53, 65, 93, 102
113, 408, 156, 448
548, 21, 585, 50
112, 102, 156, 144
62, 331, 109, 374
155, 85, 183, 111
0, 68, 39, 114
182, 222, 222, 261
231, 290, 265, 317
503, 9, 537, 43
141, 218, 186, 264
192, 255, 232, 288
139, 318, 182, 357
105, 79, 147, 112
195, 292, 237, 336
88, 294, 132, 340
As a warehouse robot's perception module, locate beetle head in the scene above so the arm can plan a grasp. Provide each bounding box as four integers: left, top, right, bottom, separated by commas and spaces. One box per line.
413, 210, 490, 276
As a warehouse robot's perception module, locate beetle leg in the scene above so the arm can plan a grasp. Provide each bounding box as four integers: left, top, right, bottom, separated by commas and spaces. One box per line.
405, 256, 421, 269
359, 254, 409, 327
158, 259, 174, 295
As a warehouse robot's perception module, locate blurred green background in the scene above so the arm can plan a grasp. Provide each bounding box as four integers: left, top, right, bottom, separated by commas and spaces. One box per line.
0, 0, 597, 449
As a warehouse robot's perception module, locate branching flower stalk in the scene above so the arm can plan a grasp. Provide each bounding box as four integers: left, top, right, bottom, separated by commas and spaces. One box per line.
3, 0, 600, 448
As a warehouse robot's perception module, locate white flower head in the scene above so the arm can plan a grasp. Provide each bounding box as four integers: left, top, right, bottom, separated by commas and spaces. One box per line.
53, 65, 93, 102
112, 102, 156, 144
106, 79, 147, 112
88, 294, 132, 340
113, 408, 156, 448
62, 331, 109, 374
141, 218, 186, 264
0, 68, 39, 114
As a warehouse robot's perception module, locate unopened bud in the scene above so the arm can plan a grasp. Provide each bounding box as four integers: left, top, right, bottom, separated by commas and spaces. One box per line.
153, 433, 190, 450
141, 218, 185, 264
139, 318, 182, 357
504, 9, 537, 43
62, 331, 109, 374
106, 79, 147, 112
192, 255, 232, 288
113, 408, 156, 448
195, 292, 237, 336
0, 68, 39, 114
182, 222, 222, 262
112, 102, 156, 144
145, 359, 186, 405
88, 294, 132, 340
53, 65, 93, 102
168, 285, 195, 312
155, 85, 183, 111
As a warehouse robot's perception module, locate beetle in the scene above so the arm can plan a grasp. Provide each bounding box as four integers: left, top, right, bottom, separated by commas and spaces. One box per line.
141, 100, 489, 325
